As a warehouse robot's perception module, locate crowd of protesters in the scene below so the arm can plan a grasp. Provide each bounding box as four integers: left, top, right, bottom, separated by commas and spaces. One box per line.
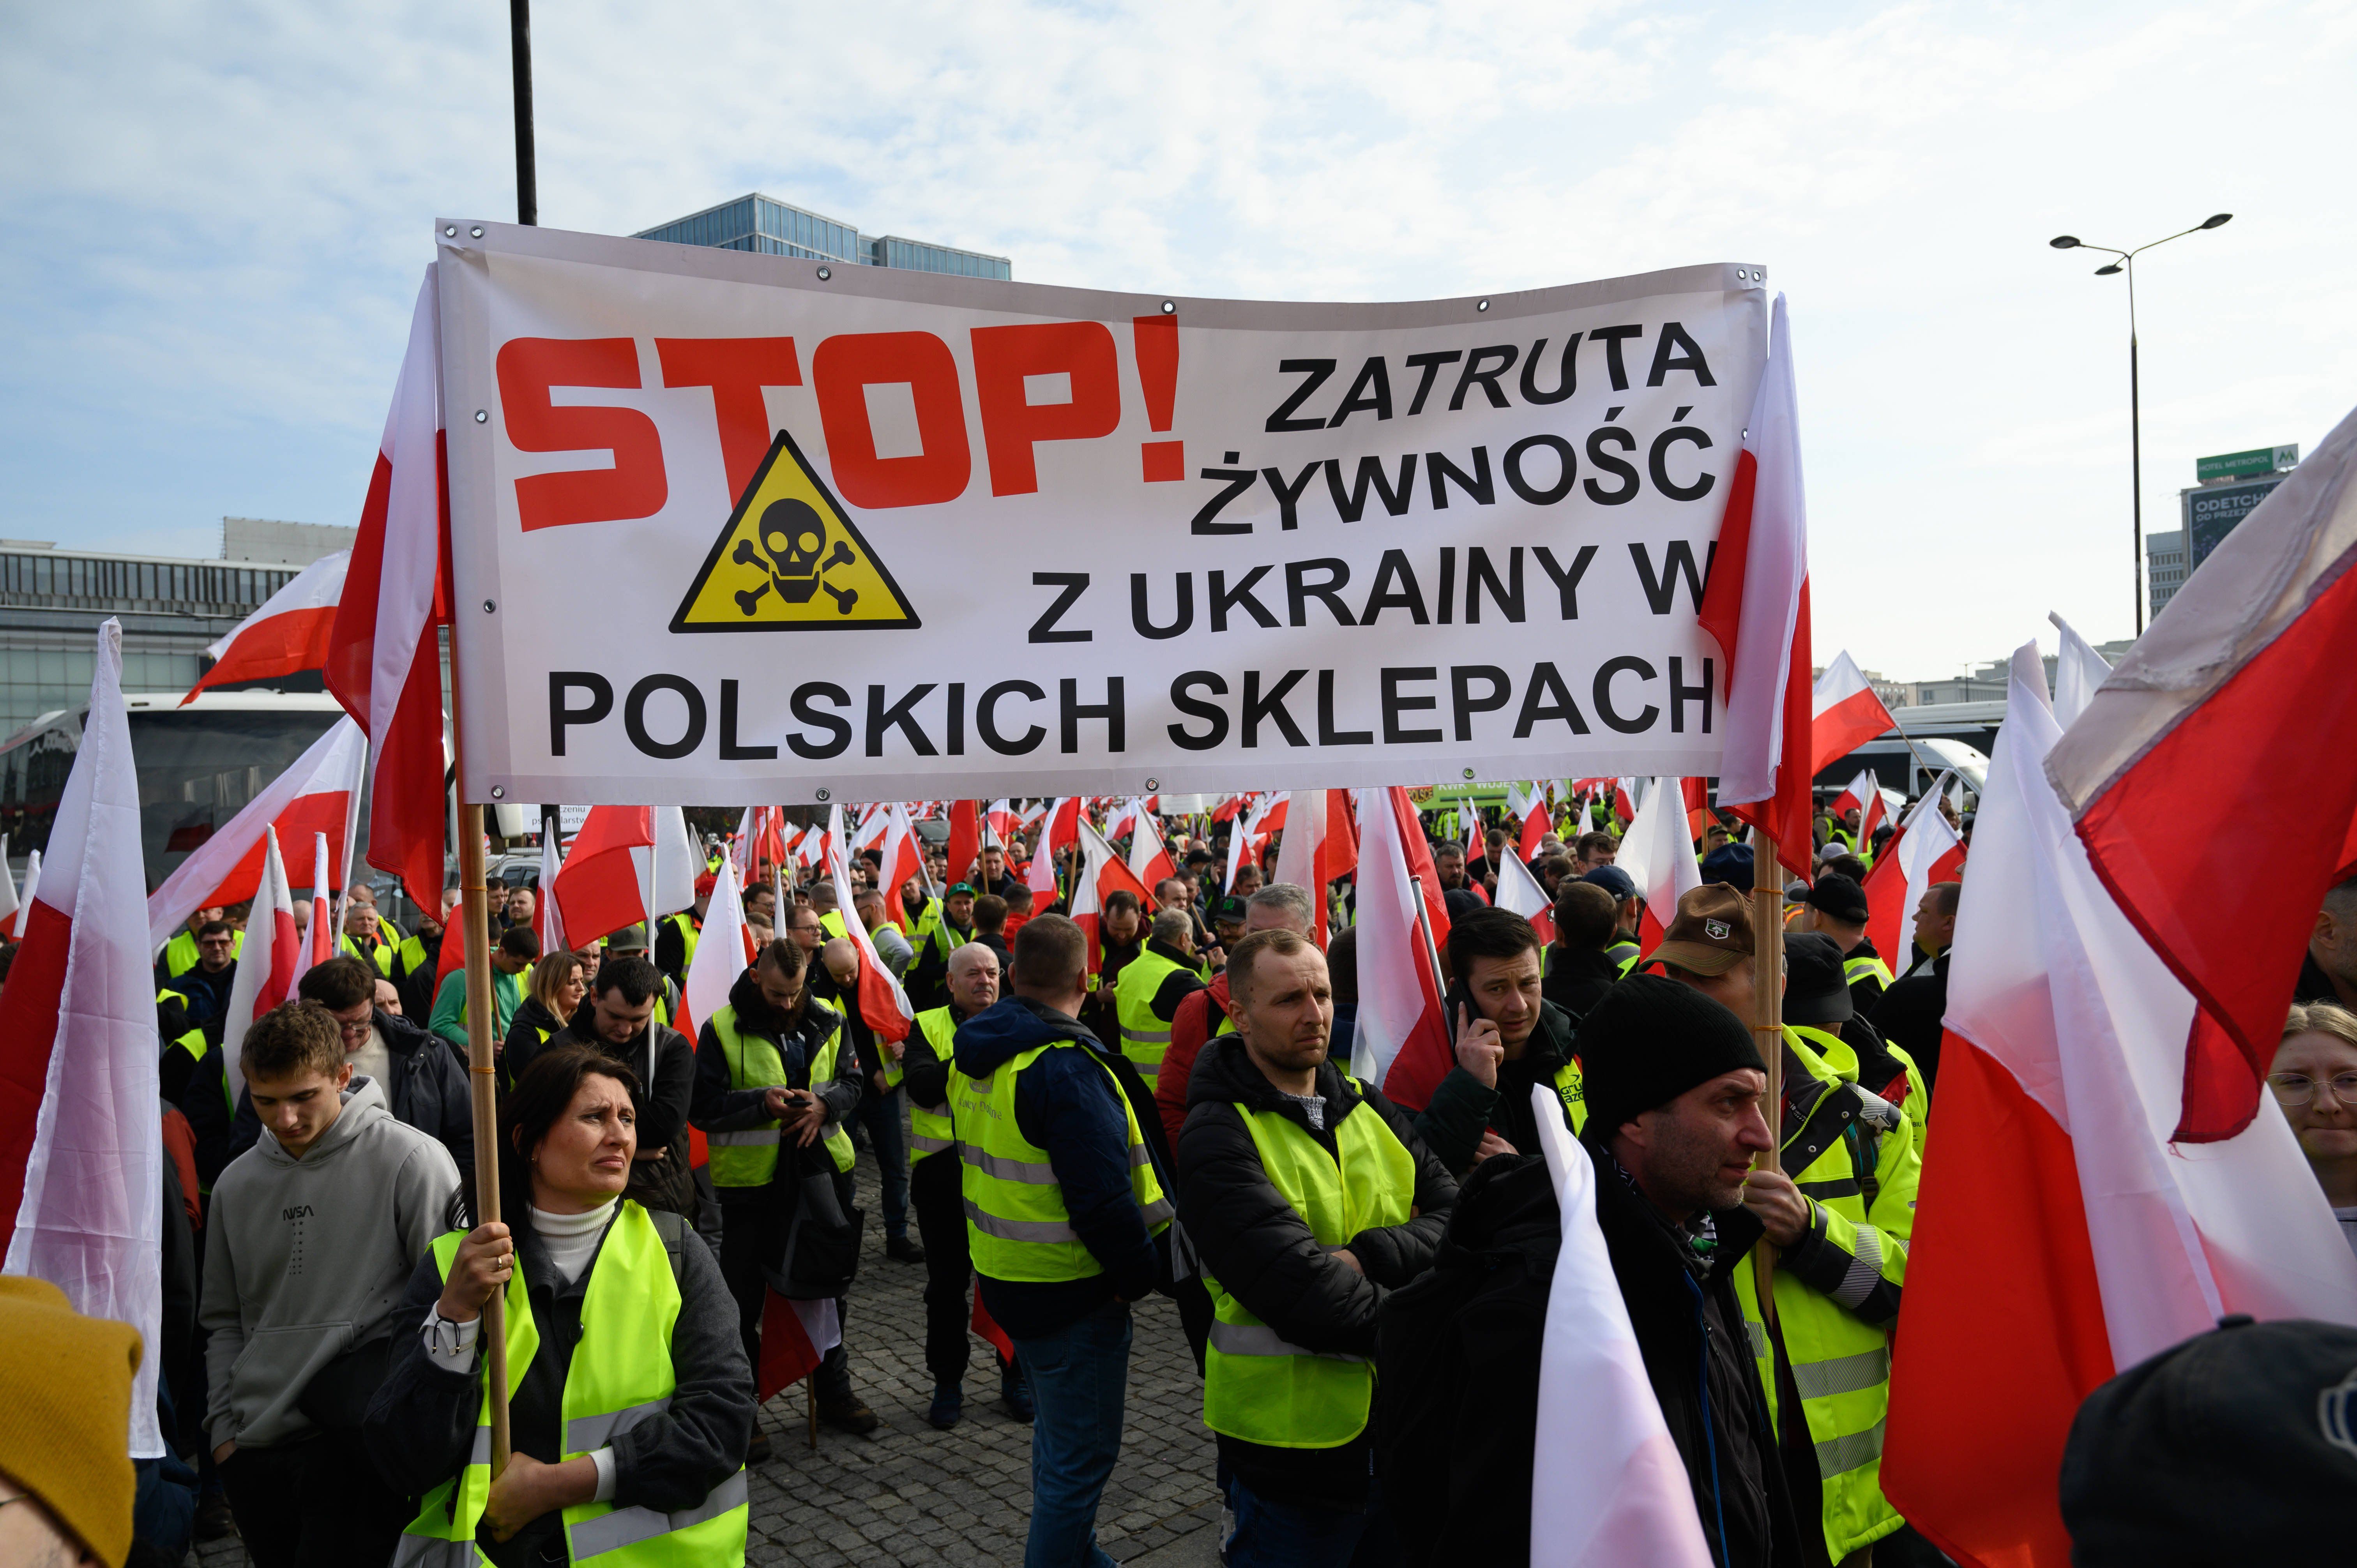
5, 780, 2355, 1568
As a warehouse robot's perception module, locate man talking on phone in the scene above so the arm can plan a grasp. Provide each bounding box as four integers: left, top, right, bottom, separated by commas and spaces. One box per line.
1410, 907, 1587, 1176
691, 935, 874, 1453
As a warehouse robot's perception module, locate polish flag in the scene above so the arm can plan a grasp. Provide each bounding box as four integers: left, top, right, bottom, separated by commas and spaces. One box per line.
0, 622, 166, 1459
1508, 782, 1550, 861
877, 803, 926, 933
1828, 767, 1889, 847
982, 799, 1017, 849
1017, 800, 1049, 832
1616, 777, 1706, 953
1613, 778, 1641, 826
1810, 650, 1897, 772
1699, 294, 1814, 878
1527, 1086, 1715, 1568
971, 1292, 1016, 1363
794, 824, 831, 871
756, 1293, 843, 1400
6, 853, 41, 940
2045, 612, 2115, 730
293, 832, 333, 984
1491, 849, 1556, 947
147, 717, 366, 953
551, 805, 699, 947
1228, 792, 1288, 887
1882, 643, 2357, 1567
0, 836, 18, 940
677, 858, 749, 1045
1348, 786, 1454, 1111
323, 269, 449, 914
944, 800, 982, 886
536, 830, 569, 958
2046, 403, 2357, 1144
1126, 804, 1179, 895
1860, 785, 1966, 971
826, 807, 912, 1042
733, 805, 792, 892
1070, 818, 1158, 980
1209, 793, 1254, 824
1102, 798, 1140, 842
183, 551, 350, 705
219, 828, 303, 1104
1271, 789, 1359, 946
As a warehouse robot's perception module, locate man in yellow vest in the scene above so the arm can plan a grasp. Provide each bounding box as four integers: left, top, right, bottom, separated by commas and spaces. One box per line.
1406, 908, 1586, 1176
337, 889, 398, 978
1175, 927, 1455, 1564
899, 941, 1032, 1428
1580, 863, 1645, 973
950, 915, 1174, 1568
1112, 907, 1206, 1079
688, 936, 874, 1450
155, 904, 232, 986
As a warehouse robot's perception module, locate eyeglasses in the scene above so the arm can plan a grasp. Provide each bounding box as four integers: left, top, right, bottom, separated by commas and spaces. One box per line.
2267, 1072, 2357, 1107
332, 1012, 374, 1042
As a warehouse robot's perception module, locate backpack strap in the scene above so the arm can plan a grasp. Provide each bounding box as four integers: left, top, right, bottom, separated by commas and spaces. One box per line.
645, 1206, 689, 1285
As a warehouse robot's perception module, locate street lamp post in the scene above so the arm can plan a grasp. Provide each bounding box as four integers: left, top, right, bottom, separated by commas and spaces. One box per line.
2048, 214, 2232, 635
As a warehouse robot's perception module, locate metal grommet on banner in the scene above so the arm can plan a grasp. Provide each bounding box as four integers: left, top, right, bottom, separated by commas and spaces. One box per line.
815, 788, 831, 802
490, 786, 505, 800
1476, 298, 1491, 312
1462, 768, 1475, 780
1145, 778, 1160, 791
471, 226, 484, 238
816, 267, 832, 281
1160, 301, 1175, 314
482, 600, 496, 613
474, 410, 488, 423
444, 225, 457, 237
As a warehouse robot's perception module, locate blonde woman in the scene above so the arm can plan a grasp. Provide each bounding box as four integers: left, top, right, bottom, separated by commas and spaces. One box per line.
504, 950, 589, 1069
2271, 1001, 2357, 1258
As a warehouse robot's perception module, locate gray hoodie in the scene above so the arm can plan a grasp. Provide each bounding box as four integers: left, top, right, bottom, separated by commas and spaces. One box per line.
200, 1074, 461, 1450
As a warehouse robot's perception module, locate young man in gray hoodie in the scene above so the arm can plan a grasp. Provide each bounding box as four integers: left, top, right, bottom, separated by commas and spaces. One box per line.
201, 1000, 461, 1568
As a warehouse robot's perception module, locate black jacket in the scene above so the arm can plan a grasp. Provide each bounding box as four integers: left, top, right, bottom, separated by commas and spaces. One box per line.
501, 996, 564, 1069
952, 996, 1171, 1338
1178, 1035, 1456, 1509
1584, 1130, 1800, 1568
512, 1006, 701, 1220
181, 1008, 476, 1206
1868, 951, 1949, 1095
1542, 944, 1621, 1021
689, 971, 864, 1178
1411, 999, 1581, 1175
367, 1206, 752, 1568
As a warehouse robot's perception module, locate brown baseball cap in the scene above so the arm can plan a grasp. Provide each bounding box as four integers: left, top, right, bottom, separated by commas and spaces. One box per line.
1640, 884, 1757, 976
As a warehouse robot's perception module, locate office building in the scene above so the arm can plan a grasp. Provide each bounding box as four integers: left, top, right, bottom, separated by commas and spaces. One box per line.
637, 193, 1012, 281
0, 518, 353, 735
2146, 529, 2190, 618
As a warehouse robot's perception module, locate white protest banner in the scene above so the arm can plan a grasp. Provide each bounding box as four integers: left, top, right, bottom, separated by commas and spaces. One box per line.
434, 221, 1770, 805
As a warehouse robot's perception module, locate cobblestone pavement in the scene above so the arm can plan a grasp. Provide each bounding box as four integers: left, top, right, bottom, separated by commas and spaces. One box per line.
196, 1134, 1223, 1567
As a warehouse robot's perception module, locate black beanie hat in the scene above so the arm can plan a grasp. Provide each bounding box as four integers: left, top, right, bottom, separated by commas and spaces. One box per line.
1577, 973, 1766, 1137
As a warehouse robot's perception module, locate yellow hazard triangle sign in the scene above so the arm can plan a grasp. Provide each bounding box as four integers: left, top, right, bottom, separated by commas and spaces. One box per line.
672, 429, 920, 633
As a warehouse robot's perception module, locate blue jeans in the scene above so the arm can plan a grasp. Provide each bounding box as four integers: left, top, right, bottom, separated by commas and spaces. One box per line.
1223, 1471, 1399, 1568
852, 1081, 910, 1239
1013, 1298, 1131, 1568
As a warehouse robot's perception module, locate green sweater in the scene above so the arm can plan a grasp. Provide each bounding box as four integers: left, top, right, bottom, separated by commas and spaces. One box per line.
428, 966, 525, 1053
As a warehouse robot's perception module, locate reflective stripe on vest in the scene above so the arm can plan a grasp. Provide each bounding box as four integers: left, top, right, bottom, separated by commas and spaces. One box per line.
1113, 947, 1189, 1074
1843, 954, 1894, 991
666, 912, 701, 971
950, 1044, 1171, 1282
340, 932, 396, 976
396, 1203, 748, 1566
707, 1006, 789, 1188
907, 1007, 959, 1160
1733, 1025, 1907, 1563
1203, 1083, 1410, 1448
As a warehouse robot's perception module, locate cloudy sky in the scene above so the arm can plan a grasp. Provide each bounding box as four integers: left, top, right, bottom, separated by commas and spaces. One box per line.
5, 0, 2352, 678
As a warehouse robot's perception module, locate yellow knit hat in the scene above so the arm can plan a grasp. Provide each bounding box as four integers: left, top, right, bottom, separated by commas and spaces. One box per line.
0, 1275, 141, 1568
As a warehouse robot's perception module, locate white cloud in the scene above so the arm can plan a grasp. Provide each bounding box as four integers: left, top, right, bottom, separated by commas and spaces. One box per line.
2, 0, 2353, 675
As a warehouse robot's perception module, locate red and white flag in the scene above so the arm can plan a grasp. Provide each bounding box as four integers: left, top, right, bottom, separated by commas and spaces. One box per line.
5, 852, 40, 941
982, 799, 1017, 848
1347, 786, 1454, 1111
756, 1293, 842, 1400
1882, 643, 2357, 1568
876, 804, 927, 933
944, 800, 983, 887
1810, 650, 1896, 772
1271, 789, 1358, 946
1027, 797, 1083, 897
1508, 781, 1550, 861
1828, 766, 1889, 848
1070, 818, 1158, 980
2046, 402, 2357, 1144
219, 828, 302, 1105
551, 805, 698, 947
1699, 294, 1813, 878
183, 551, 349, 705
147, 716, 366, 954
293, 832, 334, 984
1228, 791, 1289, 886
677, 857, 749, 1045
1491, 848, 1557, 947
1126, 803, 1178, 894
0, 622, 166, 1459
536, 830, 569, 958
0, 835, 19, 940
826, 807, 913, 1042
324, 270, 448, 914
2045, 612, 2114, 730
1527, 1086, 1714, 1568
1862, 787, 1965, 972
1616, 777, 1705, 953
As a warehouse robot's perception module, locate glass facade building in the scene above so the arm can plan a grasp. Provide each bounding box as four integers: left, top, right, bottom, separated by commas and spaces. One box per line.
637, 193, 1011, 281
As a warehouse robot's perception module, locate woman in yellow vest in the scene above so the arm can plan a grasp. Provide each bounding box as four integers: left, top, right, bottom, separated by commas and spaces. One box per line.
367, 1044, 754, 1566
504, 950, 588, 1079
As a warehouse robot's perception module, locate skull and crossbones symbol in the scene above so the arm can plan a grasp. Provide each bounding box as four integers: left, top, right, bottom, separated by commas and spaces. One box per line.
733, 498, 860, 617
